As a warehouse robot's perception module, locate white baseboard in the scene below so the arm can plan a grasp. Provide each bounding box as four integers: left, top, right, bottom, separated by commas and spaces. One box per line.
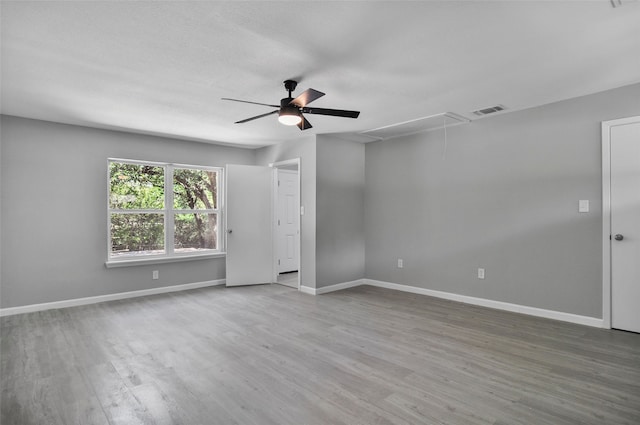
300, 279, 364, 296
364, 279, 604, 328
0, 279, 226, 317
299, 285, 316, 295
2, 276, 604, 328
317, 279, 364, 295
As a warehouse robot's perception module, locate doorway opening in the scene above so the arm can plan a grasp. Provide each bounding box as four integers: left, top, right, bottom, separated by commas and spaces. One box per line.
270, 158, 301, 290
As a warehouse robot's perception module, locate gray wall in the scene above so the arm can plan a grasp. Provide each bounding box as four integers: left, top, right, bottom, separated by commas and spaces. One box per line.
255, 136, 317, 289
0, 115, 254, 308
365, 83, 640, 318
316, 135, 365, 288
3, 83, 638, 314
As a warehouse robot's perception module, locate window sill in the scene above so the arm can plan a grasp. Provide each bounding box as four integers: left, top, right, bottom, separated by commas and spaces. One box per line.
105, 252, 226, 268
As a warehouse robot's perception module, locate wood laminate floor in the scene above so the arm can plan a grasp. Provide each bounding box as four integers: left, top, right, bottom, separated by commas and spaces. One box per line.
1, 284, 639, 425
276, 271, 298, 288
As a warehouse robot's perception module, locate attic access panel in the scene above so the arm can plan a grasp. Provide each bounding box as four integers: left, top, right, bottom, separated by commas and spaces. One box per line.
360, 112, 469, 141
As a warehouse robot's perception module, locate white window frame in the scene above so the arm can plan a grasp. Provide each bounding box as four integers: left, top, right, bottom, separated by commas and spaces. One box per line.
106, 158, 224, 267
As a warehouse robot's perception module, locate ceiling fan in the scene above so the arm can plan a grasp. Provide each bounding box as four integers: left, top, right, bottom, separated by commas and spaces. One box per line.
222, 80, 360, 130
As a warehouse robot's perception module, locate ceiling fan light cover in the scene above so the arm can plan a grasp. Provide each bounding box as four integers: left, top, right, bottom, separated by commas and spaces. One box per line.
278, 107, 302, 126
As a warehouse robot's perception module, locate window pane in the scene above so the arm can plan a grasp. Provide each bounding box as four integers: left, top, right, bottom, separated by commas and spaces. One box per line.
174, 213, 217, 252
110, 213, 165, 257
109, 162, 164, 209
173, 168, 217, 210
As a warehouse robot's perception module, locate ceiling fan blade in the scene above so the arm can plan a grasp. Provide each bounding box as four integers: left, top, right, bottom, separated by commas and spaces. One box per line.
301, 107, 360, 119
235, 110, 278, 124
297, 115, 313, 130
289, 89, 325, 107
222, 98, 280, 108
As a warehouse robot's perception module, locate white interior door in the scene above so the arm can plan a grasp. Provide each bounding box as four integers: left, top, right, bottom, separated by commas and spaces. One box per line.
277, 169, 299, 273
225, 164, 272, 287
610, 119, 640, 333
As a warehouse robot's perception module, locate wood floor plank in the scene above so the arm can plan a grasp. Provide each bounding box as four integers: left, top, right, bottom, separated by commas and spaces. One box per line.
2, 284, 640, 425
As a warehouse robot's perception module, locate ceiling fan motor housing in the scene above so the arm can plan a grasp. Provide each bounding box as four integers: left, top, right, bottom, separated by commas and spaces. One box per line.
283, 79, 298, 94
280, 97, 295, 108
280, 98, 300, 117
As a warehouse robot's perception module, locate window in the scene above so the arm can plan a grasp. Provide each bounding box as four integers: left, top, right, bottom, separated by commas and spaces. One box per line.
108, 159, 222, 262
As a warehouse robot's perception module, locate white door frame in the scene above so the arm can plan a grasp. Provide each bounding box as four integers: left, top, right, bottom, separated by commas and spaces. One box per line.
601, 115, 640, 329
270, 158, 301, 290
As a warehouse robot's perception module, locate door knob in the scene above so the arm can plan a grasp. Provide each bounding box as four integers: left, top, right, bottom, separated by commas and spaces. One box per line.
614, 234, 624, 241
227, 229, 233, 234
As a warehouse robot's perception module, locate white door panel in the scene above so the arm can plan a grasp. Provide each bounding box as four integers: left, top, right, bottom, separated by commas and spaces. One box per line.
277, 169, 299, 273
610, 120, 640, 333
225, 164, 272, 286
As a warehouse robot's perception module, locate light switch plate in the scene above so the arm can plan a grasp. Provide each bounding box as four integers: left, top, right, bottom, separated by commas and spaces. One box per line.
579, 200, 589, 213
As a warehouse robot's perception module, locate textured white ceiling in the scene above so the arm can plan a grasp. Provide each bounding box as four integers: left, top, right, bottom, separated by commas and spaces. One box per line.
2, 1, 640, 148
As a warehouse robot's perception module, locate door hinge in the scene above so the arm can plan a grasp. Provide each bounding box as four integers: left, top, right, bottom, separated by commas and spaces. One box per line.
278, 219, 280, 225
278, 259, 280, 265
278, 180, 280, 186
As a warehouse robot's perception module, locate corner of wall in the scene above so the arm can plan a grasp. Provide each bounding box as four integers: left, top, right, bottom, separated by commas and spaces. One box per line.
254, 135, 318, 289
315, 135, 366, 288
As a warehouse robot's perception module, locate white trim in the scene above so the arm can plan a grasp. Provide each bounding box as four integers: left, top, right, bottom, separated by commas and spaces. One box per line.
166, 164, 175, 256
107, 159, 224, 262
299, 285, 316, 295
105, 251, 225, 268
299, 279, 365, 296
602, 120, 613, 329
107, 158, 113, 260
364, 279, 604, 328
271, 168, 279, 282
0, 279, 226, 317
601, 116, 640, 330
109, 157, 167, 167
218, 168, 226, 254
269, 158, 302, 291
269, 158, 301, 168
299, 278, 602, 327
316, 279, 364, 295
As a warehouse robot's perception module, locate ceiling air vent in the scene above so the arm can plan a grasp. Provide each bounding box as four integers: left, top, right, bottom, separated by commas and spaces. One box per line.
472, 105, 506, 116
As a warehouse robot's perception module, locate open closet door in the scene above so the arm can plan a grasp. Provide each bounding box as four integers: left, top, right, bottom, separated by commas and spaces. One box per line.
608, 118, 640, 333
225, 164, 272, 286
